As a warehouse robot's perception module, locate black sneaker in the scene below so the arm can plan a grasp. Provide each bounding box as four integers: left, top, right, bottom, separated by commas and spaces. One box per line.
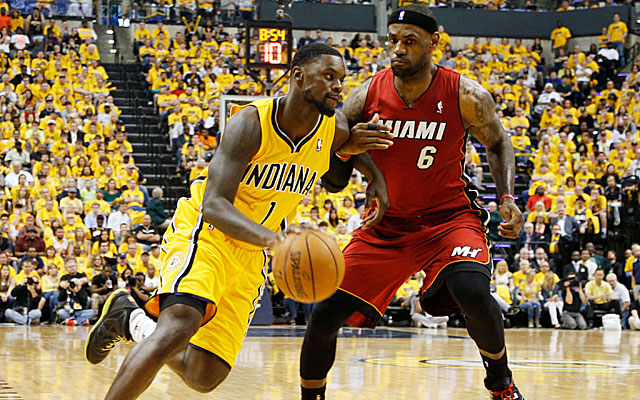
85, 288, 139, 365
487, 377, 525, 400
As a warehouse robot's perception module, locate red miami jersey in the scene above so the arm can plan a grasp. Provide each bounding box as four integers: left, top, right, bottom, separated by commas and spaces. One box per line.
362, 66, 488, 223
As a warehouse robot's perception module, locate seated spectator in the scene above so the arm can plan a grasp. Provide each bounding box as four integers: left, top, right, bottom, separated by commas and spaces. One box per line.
107, 201, 132, 238
14, 226, 45, 258
550, 206, 579, 248
579, 248, 598, 280
606, 273, 631, 328
5, 161, 33, 188
84, 202, 107, 231
40, 264, 59, 323
59, 187, 83, 215
143, 262, 159, 292
18, 246, 44, 275
535, 261, 558, 284
493, 260, 515, 290
143, 187, 165, 231
526, 186, 551, 212
517, 222, 540, 251
513, 258, 531, 293
585, 268, 621, 323
101, 179, 122, 206
133, 214, 161, 252
90, 264, 117, 321
519, 270, 542, 328
541, 271, 563, 328
0, 264, 15, 320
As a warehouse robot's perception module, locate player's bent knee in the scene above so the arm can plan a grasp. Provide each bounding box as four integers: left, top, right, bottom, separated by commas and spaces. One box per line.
187, 367, 230, 393
308, 300, 347, 333
183, 347, 231, 393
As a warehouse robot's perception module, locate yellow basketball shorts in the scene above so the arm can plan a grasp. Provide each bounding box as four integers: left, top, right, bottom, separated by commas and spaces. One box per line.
145, 212, 268, 368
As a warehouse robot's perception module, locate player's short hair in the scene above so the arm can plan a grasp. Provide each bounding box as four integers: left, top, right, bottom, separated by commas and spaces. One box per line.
291, 43, 342, 69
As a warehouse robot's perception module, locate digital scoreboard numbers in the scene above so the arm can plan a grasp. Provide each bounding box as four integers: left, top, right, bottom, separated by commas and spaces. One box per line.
246, 21, 292, 69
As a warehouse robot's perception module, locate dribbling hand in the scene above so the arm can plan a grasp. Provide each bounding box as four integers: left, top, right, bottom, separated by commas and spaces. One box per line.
498, 197, 524, 239
337, 113, 394, 156
266, 225, 308, 249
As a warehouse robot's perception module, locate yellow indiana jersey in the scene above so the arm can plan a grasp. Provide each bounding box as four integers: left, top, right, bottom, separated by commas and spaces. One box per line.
172, 97, 336, 250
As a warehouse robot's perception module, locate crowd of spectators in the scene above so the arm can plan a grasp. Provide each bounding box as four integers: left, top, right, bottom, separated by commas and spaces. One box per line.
0, 1, 92, 18
0, 5, 169, 326
131, 0, 254, 24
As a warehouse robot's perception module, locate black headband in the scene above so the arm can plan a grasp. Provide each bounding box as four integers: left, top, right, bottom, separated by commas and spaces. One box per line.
387, 9, 437, 34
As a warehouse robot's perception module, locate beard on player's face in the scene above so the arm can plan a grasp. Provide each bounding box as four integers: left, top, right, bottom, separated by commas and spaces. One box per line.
302, 86, 336, 117
391, 55, 429, 77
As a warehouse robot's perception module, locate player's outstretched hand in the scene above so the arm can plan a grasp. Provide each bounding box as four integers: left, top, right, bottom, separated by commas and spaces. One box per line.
361, 177, 389, 230
498, 197, 524, 239
338, 113, 394, 156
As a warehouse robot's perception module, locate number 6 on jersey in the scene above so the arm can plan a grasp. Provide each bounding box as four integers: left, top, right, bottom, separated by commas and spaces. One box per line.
417, 145, 437, 170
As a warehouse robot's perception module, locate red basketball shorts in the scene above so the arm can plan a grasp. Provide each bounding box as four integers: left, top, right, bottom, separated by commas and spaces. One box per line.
339, 211, 491, 328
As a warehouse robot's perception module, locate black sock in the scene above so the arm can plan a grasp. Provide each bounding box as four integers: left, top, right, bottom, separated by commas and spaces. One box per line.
301, 386, 325, 400
481, 351, 511, 390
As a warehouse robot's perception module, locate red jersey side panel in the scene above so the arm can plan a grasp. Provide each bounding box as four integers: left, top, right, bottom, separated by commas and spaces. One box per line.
362, 66, 488, 222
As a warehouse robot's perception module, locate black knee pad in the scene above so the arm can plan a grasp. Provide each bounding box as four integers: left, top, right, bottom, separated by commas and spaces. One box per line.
446, 268, 494, 314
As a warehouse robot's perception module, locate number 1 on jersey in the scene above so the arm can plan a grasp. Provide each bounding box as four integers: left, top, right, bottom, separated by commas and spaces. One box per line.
417, 145, 437, 170
260, 201, 277, 225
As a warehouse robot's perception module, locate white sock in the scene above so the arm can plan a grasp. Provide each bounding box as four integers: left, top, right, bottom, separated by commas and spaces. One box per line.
129, 308, 157, 343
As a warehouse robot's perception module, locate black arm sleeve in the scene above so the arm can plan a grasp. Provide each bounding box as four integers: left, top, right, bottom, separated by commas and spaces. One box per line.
320, 154, 354, 193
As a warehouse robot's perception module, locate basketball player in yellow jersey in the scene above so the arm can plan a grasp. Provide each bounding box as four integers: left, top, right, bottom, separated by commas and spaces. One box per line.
84, 43, 393, 399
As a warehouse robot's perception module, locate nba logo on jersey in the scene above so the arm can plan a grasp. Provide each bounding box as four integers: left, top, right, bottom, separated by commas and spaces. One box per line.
316, 138, 323, 152
399, 11, 405, 20
437, 101, 443, 114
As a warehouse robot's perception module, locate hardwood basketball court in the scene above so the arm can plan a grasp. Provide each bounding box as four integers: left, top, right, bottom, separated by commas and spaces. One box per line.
0, 325, 637, 399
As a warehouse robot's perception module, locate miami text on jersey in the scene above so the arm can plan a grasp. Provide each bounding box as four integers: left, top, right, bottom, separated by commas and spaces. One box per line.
380, 119, 448, 140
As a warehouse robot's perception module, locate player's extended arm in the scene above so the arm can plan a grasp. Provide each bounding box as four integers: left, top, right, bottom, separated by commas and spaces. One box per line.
320, 79, 393, 193
323, 79, 391, 228
201, 107, 278, 248
459, 76, 524, 239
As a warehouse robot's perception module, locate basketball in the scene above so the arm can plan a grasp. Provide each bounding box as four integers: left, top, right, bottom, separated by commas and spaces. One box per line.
271, 228, 346, 303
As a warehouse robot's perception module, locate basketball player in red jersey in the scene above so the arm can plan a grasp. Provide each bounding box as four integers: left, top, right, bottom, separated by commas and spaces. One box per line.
300, 4, 525, 400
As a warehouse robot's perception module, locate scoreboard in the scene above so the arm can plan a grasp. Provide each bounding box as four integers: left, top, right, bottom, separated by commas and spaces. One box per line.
246, 20, 292, 69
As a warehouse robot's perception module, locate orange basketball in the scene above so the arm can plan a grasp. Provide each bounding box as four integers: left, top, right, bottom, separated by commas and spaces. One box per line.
271, 228, 346, 303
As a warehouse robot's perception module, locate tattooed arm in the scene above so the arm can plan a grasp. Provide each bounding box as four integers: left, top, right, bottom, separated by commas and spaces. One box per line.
459, 76, 524, 238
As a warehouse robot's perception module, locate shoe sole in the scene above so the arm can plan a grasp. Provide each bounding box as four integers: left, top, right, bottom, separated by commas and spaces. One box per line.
84, 288, 130, 365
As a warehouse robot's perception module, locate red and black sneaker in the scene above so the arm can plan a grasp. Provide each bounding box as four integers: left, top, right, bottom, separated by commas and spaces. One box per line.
488, 380, 524, 400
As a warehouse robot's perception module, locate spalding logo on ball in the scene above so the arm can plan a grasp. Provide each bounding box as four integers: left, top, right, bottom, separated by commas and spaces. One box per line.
271, 228, 346, 303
